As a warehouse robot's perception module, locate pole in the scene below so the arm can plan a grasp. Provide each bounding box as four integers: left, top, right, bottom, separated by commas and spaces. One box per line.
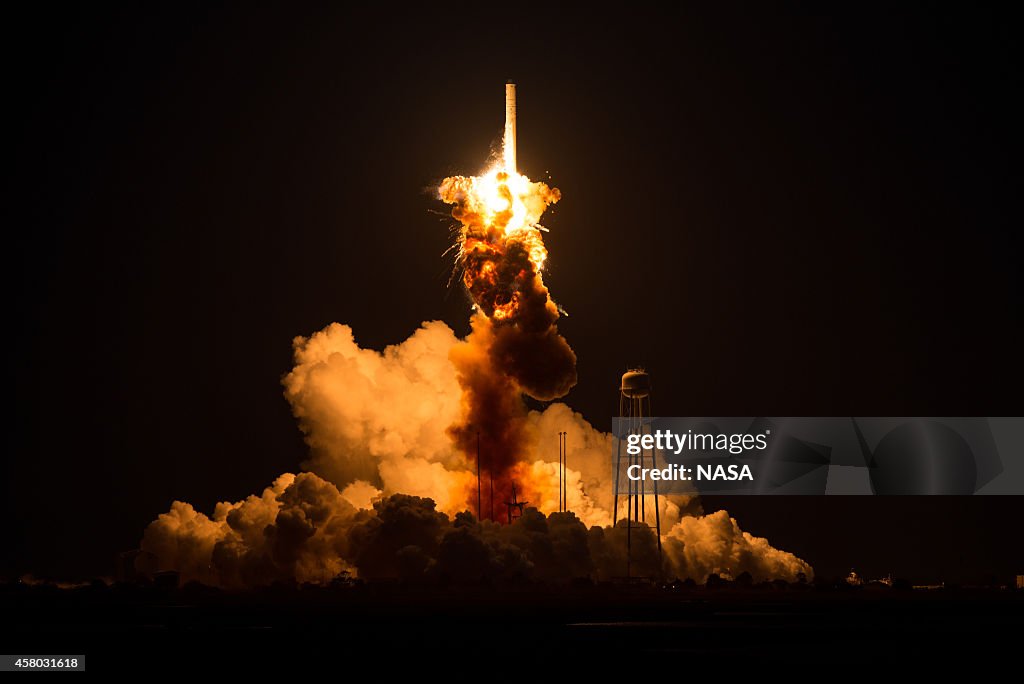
476, 431, 482, 521
562, 432, 567, 512
613, 392, 623, 526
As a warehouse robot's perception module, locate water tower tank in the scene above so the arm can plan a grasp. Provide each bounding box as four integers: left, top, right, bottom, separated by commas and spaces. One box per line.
620, 369, 650, 398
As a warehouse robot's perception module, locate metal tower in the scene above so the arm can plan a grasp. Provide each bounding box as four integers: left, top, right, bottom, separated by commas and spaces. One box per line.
613, 368, 662, 577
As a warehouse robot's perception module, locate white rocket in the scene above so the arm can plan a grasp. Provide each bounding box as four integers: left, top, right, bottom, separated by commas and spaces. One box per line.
504, 81, 516, 174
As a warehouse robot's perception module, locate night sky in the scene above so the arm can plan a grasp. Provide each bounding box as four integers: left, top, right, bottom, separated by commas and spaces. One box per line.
6, 6, 1022, 583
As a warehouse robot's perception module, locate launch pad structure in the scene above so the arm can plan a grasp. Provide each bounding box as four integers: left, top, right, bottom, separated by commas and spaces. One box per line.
505, 484, 527, 524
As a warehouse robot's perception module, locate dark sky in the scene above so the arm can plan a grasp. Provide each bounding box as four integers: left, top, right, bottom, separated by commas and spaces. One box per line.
6, 5, 1022, 583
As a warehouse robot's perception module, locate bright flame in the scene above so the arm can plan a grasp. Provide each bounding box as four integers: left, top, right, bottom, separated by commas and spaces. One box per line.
439, 161, 560, 322
451, 166, 550, 236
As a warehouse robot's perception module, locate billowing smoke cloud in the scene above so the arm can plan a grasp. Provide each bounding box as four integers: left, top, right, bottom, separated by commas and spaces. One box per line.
141, 322, 812, 587
281, 320, 473, 514
140, 473, 358, 588
663, 510, 813, 582
142, 484, 809, 586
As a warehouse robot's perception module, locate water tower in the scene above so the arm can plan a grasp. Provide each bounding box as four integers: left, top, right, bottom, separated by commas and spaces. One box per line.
613, 368, 662, 577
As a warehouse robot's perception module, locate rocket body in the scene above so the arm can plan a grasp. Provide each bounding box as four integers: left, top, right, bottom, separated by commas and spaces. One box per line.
504, 82, 517, 174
